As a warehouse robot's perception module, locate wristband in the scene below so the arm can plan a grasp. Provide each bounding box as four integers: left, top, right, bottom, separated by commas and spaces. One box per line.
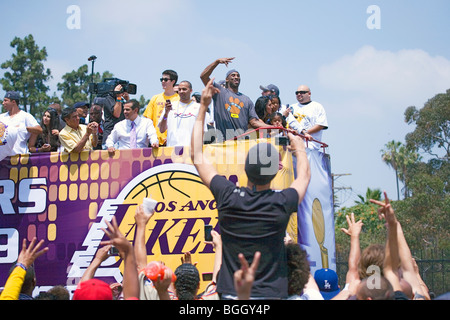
16, 262, 27, 271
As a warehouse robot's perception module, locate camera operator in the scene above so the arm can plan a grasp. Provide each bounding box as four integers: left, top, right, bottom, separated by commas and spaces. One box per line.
93, 84, 128, 149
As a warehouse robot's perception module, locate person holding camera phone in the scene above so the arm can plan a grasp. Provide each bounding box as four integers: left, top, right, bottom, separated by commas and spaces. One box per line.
143, 70, 180, 146
157, 80, 207, 147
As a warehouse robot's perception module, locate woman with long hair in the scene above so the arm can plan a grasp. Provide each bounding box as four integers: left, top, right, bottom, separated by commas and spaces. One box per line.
29, 107, 61, 153
254, 96, 273, 124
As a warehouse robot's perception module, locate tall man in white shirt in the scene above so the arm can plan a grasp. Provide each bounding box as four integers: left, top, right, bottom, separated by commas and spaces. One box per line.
158, 80, 205, 147
106, 99, 159, 153
286, 85, 328, 150
0, 91, 42, 155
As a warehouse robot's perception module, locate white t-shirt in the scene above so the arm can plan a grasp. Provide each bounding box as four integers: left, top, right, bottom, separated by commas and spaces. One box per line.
157, 100, 206, 147
287, 289, 324, 300
286, 101, 328, 150
0, 121, 20, 161
0, 110, 39, 155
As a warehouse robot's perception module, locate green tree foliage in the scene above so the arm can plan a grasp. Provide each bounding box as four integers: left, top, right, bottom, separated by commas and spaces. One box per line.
57, 65, 114, 108
0, 34, 52, 116
334, 202, 387, 252
381, 140, 420, 199
399, 89, 450, 250
336, 89, 450, 254
405, 89, 450, 160
355, 187, 382, 205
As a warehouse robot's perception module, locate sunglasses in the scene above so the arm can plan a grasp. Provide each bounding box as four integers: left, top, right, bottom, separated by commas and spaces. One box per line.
295, 91, 310, 95
160, 78, 172, 82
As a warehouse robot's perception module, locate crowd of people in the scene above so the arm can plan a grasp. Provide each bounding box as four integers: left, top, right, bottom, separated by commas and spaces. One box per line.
0, 57, 328, 160
0, 58, 445, 301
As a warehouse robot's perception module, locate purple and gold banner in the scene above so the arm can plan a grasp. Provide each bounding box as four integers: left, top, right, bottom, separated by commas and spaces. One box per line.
0, 139, 300, 295
297, 150, 336, 276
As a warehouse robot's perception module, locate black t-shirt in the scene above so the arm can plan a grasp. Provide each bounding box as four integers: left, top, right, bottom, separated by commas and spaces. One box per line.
209, 175, 299, 299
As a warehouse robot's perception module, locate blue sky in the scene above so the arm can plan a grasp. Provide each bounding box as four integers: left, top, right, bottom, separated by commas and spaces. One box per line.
1, 0, 449, 208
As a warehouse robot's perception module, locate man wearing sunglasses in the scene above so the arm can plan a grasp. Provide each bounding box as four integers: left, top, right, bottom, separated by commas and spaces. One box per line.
286, 85, 328, 150
143, 70, 180, 146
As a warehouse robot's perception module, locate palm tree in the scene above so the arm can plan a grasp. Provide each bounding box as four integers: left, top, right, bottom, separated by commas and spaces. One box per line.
381, 141, 402, 200
381, 140, 421, 199
356, 187, 382, 205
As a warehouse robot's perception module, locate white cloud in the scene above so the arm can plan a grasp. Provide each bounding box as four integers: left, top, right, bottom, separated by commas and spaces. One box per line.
318, 45, 450, 113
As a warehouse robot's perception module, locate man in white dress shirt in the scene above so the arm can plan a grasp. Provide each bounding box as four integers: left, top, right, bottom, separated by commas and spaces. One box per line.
158, 80, 205, 147
106, 99, 159, 153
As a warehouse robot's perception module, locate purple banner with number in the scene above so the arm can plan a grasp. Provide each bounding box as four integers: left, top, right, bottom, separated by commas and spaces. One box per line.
0, 140, 302, 295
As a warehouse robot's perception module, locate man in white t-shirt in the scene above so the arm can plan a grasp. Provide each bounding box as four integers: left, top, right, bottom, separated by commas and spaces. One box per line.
0, 91, 42, 155
158, 80, 205, 147
286, 85, 328, 150
0, 120, 19, 161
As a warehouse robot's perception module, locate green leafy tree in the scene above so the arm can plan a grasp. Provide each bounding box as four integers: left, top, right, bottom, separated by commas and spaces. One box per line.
57, 65, 113, 107
383, 89, 449, 251
404, 89, 450, 160
138, 95, 150, 115
396, 90, 450, 250
0, 34, 52, 116
334, 201, 387, 252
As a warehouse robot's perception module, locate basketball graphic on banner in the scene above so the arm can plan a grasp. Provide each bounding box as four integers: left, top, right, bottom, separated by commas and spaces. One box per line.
114, 163, 219, 291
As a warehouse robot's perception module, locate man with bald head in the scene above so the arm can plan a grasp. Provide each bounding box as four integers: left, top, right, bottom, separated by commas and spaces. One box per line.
286, 85, 328, 149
